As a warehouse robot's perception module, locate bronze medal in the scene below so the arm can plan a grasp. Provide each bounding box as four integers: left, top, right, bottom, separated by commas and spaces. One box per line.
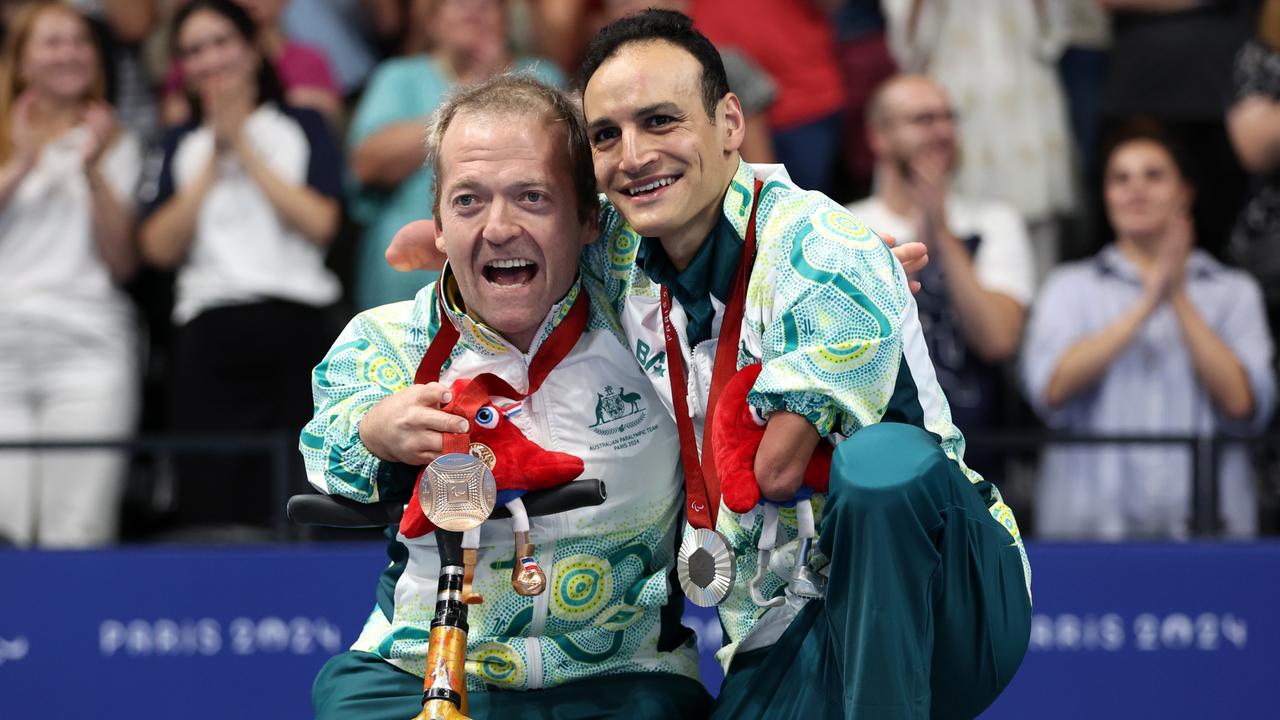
469, 442, 497, 470
510, 536, 547, 596
421, 453, 497, 531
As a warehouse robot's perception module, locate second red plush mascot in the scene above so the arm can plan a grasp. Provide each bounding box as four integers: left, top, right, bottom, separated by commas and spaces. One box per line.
713, 363, 833, 513
712, 363, 834, 606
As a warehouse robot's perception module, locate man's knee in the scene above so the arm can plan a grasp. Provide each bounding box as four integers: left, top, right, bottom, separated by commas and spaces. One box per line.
312, 653, 347, 719
827, 422, 953, 521
313, 651, 421, 720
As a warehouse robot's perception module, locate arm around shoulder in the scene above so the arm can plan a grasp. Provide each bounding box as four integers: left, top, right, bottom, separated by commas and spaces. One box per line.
749, 211, 909, 437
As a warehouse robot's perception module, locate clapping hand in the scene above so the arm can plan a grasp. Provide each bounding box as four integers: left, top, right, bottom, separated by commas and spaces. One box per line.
1142, 212, 1193, 303
81, 101, 117, 169
903, 154, 950, 239
202, 75, 252, 154
10, 91, 40, 169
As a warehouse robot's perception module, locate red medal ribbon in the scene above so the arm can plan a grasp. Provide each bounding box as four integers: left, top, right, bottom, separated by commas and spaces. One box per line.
414, 279, 590, 452
662, 179, 763, 531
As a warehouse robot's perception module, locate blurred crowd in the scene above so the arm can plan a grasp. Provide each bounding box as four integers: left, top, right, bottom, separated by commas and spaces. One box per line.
0, 0, 1276, 547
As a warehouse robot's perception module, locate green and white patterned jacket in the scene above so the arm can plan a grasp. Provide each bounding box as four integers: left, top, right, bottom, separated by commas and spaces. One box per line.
582, 160, 1031, 669
300, 273, 700, 691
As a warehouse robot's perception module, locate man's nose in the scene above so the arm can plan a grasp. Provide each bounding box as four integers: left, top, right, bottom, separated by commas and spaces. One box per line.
619, 129, 656, 175
480, 200, 520, 245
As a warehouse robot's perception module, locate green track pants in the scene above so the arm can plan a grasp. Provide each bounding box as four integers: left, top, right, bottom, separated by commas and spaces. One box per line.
711, 422, 1031, 720
313, 650, 712, 719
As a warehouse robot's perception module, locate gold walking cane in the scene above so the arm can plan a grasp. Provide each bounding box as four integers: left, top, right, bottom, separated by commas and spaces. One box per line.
413, 453, 607, 720
284, 470, 605, 720
415, 529, 474, 720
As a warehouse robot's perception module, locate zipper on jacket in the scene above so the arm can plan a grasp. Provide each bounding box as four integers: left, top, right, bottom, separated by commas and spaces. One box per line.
526, 536, 554, 689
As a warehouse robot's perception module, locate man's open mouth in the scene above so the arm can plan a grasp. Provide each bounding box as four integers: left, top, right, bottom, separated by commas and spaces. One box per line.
624, 175, 680, 197
483, 258, 539, 287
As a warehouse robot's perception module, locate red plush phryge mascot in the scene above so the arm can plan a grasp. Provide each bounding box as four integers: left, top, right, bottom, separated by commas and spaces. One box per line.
399, 375, 584, 601
713, 363, 832, 607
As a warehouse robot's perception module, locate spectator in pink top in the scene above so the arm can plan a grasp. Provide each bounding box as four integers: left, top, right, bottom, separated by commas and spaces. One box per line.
161, 0, 341, 127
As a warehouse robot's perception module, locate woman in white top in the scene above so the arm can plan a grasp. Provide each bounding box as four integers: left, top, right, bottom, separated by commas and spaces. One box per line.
0, 1, 142, 547
139, 0, 343, 531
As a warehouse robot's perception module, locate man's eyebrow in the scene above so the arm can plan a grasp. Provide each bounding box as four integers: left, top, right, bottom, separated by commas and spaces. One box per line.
443, 177, 479, 195
509, 178, 548, 189
445, 177, 549, 194
586, 102, 684, 134
586, 116, 616, 135
635, 102, 682, 118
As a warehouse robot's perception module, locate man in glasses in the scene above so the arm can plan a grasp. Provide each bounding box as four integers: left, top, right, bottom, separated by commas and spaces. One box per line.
849, 74, 1036, 479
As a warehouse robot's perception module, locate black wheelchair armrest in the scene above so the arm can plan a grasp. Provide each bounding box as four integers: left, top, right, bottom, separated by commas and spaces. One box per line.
287, 493, 404, 528
288, 480, 607, 529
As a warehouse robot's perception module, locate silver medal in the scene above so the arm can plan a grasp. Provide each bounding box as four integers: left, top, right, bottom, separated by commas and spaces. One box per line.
421, 453, 497, 531
677, 527, 736, 606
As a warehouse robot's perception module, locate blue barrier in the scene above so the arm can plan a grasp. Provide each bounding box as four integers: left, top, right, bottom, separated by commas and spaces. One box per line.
984, 542, 1278, 719
0, 542, 1276, 718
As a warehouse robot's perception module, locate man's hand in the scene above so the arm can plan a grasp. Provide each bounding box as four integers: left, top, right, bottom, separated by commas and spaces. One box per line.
359, 382, 471, 465
904, 154, 950, 238
882, 232, 927, 294
386, 219, 446, 271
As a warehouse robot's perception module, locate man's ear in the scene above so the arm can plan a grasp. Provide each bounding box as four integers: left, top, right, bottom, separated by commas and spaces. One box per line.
1180, 183, 1197, 214
719, 92, 746, 154
434, 217, 446, 253
578, 212, 599, 248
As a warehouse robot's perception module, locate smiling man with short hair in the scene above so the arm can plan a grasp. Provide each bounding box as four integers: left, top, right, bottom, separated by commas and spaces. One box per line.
371, 11, 1031, 717
303, 74, 709, 720
577, 10, 1032, 719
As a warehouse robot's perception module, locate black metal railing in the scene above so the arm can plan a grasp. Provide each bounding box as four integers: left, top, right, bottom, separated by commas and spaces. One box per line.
0, 430, 1276, 543
0, 432, 298, 542
965, 430, 1280, 536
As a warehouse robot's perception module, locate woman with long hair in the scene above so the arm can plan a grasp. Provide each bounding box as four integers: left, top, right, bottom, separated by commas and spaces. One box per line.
139, 0, 343, 533
0, 1, 142, 547
159, 0, 342, 129
1021, 123, 1276, 539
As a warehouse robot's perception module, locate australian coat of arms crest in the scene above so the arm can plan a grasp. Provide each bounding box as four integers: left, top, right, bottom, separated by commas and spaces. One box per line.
590, 385, 646, 436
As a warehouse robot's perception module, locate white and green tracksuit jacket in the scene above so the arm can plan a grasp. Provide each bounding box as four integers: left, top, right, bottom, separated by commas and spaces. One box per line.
300, 273, 700, 691
582, 160, 1031, 670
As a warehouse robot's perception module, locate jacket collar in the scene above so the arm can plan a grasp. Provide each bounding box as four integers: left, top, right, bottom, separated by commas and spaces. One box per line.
435, 262, 584, 361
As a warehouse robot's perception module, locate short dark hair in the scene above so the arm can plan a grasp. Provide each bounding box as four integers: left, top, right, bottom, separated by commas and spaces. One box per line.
171, 0, 284, 123
1100, 117, 1194, 184
578, 9, 729, 118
